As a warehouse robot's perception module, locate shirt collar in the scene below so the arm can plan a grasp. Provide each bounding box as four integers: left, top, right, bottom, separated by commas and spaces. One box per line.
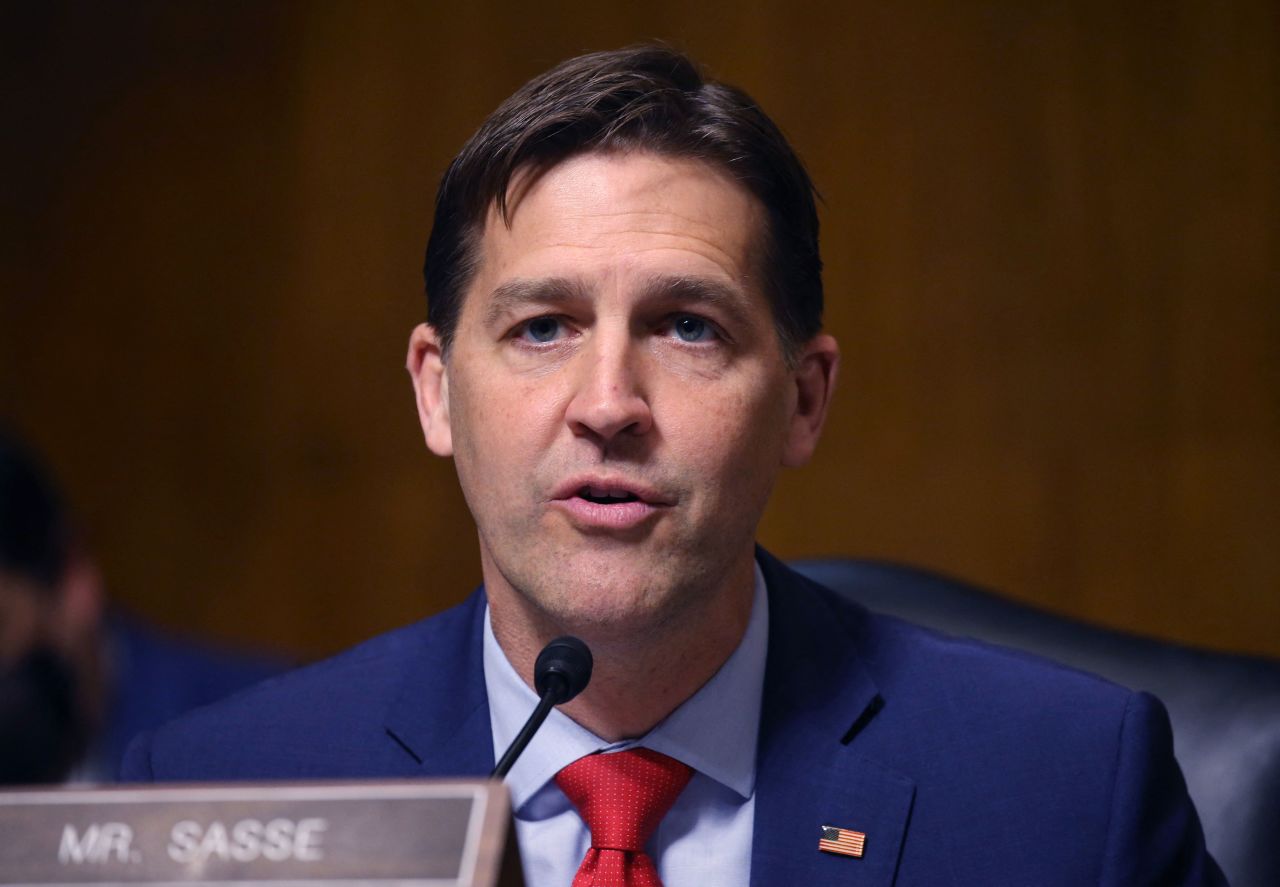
484, 562, 769, 811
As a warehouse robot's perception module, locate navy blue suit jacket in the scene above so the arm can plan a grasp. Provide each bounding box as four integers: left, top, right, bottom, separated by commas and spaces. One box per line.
122, 552, 1223, 885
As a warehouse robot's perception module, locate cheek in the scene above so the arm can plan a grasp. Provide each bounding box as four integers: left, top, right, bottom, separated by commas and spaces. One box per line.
668, 379, 789, 481
449, 371, 566, 482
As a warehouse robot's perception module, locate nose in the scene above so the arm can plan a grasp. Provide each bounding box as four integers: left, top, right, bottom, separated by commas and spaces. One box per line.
564, 329, 653, 447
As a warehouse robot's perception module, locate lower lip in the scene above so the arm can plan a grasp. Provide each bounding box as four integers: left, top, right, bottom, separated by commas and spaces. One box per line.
551, 497, 662, 531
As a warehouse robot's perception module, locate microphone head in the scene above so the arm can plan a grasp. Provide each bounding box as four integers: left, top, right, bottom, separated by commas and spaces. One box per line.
534, 636, 593, 705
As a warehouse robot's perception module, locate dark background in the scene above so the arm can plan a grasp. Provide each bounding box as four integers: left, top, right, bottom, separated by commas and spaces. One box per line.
3, 1, 1276, 660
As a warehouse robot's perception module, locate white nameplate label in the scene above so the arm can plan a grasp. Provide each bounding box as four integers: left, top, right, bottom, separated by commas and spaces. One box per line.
0, 780, 519, 886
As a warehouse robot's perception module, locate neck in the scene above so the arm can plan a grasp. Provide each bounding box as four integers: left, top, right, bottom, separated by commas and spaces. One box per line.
487, 556, 756, 742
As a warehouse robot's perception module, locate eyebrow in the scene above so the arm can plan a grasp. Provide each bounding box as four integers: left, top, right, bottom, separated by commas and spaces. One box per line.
481, 273, 754, 326
483, 277, 590, 327
638, 274, 753, 324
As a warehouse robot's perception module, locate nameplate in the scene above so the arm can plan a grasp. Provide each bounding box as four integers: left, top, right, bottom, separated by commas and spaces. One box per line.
0, 780, 520, 886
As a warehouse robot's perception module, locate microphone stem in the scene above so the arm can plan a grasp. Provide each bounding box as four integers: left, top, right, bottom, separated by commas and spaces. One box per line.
491, 684, 559, 779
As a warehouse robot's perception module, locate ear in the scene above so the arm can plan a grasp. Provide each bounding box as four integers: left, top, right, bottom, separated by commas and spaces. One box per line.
781, 333, 840, 467
406, 323, 454, 457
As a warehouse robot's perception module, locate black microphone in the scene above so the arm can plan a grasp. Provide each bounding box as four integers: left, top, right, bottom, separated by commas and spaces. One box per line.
491, 636, 593, 779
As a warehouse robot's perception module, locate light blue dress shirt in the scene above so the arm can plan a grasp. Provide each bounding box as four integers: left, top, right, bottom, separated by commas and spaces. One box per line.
484, 564, 769, 887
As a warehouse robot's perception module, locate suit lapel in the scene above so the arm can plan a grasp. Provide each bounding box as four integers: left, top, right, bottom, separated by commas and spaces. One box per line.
752, 552, 916, 886
383, 588, 496, 777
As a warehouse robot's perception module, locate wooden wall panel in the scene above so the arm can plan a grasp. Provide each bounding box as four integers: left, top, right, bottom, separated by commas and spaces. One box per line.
3, 1, 1276, 658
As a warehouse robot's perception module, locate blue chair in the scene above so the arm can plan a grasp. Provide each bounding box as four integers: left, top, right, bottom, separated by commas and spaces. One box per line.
793, 558, 1280, 887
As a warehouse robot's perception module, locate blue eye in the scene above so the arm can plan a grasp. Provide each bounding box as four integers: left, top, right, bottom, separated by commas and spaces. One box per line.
672, 315, 713, 342
522, 317, 562, 343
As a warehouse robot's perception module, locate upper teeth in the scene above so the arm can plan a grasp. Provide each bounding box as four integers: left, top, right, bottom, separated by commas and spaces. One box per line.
587, 486, 629, 499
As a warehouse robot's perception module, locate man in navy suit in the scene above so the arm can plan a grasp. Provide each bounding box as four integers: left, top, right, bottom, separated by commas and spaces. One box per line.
123, 46, 1223, 885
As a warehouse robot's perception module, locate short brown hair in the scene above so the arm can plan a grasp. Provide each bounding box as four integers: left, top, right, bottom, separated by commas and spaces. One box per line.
422, 44, 823, 361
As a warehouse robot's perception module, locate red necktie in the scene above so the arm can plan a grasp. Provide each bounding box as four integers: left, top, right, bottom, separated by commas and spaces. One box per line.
555, 748, 693, 887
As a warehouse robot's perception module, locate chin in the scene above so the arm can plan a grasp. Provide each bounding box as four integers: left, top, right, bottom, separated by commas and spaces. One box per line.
526, 565, 695, 639
485, 531, 735, 635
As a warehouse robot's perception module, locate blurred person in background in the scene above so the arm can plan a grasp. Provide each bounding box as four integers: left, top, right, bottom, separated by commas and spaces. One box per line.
0, 425, 285, 783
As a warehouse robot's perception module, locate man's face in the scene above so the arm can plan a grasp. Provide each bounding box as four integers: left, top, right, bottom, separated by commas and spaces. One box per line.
410, 151, 835, 639
0, 570, 98, 783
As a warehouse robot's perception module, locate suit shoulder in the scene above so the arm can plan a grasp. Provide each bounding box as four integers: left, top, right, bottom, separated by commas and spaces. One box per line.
838, 597, 1217, 884
873, 604, 1131, 705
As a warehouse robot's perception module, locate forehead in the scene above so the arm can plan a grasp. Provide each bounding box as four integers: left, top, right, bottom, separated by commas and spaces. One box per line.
465, 151, 767, 306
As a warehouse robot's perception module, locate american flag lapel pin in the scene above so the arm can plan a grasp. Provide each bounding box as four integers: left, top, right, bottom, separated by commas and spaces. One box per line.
818, 824, 866, 858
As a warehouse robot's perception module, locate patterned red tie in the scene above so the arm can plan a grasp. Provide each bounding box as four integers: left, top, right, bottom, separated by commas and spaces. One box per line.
555, 748, 693, 887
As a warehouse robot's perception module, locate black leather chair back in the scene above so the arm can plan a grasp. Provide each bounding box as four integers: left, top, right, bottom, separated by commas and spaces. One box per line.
793, 559, 1280, 887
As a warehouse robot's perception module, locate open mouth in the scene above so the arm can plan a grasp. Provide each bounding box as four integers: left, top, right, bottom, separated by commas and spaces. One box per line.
551, 478, 664, 530
577, 486, 642, 505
